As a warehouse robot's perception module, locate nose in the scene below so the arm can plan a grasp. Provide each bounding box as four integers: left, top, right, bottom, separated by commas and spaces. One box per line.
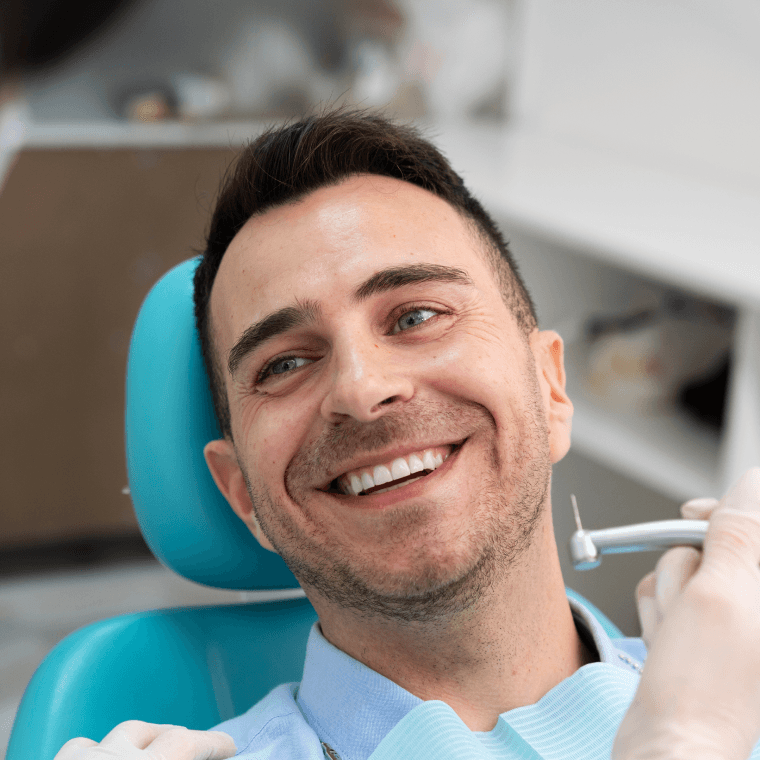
320, 340, 415, 423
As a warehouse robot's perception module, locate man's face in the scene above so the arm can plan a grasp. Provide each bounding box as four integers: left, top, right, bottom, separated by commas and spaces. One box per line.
206, 175, 572, 620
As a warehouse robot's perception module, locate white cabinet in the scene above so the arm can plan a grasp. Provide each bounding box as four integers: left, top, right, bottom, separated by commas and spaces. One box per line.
439, 125, 760, 504
450, 0, 760, 506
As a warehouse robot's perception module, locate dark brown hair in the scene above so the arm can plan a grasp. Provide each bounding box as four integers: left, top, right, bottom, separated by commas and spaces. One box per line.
194, 109, 537, 438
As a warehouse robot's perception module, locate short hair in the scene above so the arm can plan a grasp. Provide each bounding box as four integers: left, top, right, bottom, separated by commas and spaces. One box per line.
194, 110, 538, 438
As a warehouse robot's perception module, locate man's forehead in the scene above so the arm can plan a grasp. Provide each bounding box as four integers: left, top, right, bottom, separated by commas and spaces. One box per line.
225, 174, 462, 257
209, 176, 486, 334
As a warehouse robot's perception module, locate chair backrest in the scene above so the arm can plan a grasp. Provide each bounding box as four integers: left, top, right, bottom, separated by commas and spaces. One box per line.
125, 257, 299, 590
6, 599, 318, 760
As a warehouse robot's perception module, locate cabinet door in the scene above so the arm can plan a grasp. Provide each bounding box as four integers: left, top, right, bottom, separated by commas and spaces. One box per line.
0, 148, 234, 547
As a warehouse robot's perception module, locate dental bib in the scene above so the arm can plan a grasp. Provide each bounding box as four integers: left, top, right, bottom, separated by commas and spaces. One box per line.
367, 701, 541, 760
368, 663, 641, 760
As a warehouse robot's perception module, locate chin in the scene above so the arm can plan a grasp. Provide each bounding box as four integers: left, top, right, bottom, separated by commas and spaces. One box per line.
291, 537, 499, 624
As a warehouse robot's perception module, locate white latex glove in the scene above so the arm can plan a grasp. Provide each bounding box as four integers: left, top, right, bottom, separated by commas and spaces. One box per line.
635, 495, 718, 650
54, 720, 236, 760
613, 467, 760, 760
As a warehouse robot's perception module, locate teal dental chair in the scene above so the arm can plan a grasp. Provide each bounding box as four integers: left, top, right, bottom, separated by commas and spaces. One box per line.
7, 258, 622, 760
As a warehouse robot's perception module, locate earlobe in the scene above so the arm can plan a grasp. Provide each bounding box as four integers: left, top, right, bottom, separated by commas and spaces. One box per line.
530, 330, 574, 463
203, 439, 278, 553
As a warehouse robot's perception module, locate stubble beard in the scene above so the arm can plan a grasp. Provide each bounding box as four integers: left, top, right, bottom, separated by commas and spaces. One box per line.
241, 389, 551, 625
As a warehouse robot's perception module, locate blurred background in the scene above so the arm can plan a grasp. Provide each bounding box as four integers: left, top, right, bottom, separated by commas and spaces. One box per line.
1, 0, 760, 754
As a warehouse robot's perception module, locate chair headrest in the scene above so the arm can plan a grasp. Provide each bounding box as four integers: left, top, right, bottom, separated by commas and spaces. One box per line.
126, 258, 300, 590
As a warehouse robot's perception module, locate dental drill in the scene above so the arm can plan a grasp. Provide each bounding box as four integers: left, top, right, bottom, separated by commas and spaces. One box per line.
568, 494, 709, 571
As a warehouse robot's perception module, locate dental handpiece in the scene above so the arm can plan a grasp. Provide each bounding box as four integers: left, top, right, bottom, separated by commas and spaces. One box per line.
568, 494, 709, 571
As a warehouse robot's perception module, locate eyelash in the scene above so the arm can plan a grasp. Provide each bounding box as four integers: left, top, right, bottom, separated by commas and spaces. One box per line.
256, 355, 308, 384
255, 303, 447, 384
389, 303, 444, 333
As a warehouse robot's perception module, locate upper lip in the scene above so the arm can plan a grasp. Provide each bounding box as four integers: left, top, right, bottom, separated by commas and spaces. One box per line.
317, 438, 466, 491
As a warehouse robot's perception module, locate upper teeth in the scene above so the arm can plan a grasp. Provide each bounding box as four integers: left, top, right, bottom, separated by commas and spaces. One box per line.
338, 447, 449, 496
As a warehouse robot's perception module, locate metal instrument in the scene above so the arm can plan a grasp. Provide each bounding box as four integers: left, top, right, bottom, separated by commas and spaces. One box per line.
568, 494, 708, 570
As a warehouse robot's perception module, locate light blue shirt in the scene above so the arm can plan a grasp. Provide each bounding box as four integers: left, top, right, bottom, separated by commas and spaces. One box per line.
214, 595, 648, 759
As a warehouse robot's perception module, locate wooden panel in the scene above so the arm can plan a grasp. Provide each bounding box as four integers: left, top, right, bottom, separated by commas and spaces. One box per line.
0, 147, 235, 547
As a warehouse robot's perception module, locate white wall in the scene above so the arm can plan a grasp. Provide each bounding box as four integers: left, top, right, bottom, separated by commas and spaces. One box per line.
514, 0, 760, 189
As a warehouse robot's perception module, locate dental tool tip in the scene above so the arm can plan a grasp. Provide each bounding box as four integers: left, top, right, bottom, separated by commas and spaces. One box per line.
571, 494, 583, 532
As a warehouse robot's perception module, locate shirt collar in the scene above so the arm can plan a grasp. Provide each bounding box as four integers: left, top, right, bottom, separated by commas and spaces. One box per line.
568, 595, 644, 675
296, 593, 641, 760
297, 623, 422, 760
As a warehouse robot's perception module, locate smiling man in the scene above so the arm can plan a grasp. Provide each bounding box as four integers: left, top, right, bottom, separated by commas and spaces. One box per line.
53, 111, 760, 760
185, 110, 640, 758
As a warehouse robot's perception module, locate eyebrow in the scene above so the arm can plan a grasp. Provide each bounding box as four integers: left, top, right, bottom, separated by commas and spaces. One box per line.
227, 263, 474, 377
353, 263, 473, 301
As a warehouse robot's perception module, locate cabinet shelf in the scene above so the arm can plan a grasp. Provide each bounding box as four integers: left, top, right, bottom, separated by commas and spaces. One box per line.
25, 119, 269, 150
437, 123, 760, 500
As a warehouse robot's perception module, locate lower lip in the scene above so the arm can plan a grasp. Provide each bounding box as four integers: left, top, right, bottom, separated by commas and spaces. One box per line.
328, 442, 465, 509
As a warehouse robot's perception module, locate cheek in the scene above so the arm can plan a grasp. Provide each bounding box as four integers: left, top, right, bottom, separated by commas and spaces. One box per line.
423, 340, 526, 428
237, 401, 313, 489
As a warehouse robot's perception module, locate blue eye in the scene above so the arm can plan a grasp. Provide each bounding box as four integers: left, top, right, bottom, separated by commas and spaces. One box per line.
259, 355, 312, 382
393, 308, 438, 334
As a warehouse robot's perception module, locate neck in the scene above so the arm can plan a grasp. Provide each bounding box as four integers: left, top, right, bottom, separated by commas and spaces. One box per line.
312, 514, 593, 732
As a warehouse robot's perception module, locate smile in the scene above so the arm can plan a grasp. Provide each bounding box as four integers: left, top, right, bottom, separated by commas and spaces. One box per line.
331, 444, 459, 496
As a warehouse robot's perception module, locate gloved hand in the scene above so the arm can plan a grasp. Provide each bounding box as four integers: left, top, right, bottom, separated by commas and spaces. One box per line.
54, 720, 236, 760
613, 467, 760, 760
635, 495, 718, 650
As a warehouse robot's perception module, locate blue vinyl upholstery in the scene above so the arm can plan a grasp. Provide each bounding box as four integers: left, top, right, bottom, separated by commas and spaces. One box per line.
7, 258, 622, 760
125, 258, 299, 590
7, 600, 318, 760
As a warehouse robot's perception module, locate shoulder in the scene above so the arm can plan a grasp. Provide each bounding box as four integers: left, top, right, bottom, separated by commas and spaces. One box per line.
212, 683, 325, 760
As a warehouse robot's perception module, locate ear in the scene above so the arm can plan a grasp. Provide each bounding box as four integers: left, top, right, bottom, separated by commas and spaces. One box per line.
529, 329, 573, 464
203, 438, 277, 553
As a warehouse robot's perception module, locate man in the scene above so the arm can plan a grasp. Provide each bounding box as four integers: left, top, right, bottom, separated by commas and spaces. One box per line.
196, 111, 609, 751
57, 111, 760, 759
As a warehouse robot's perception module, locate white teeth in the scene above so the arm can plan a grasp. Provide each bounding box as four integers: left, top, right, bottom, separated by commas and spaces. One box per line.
391, 458, 411, 480
408, 454, 425, 474
373, 465, 392, 486
337, 446, 455, 495
422, 451, 436, 470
